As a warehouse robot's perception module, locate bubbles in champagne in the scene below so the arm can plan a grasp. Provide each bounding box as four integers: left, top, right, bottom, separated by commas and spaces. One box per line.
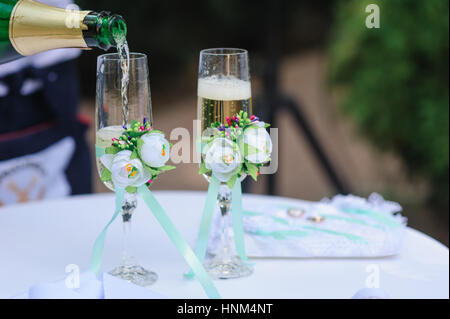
96, 126, 124, 191
197, 76, 252, 133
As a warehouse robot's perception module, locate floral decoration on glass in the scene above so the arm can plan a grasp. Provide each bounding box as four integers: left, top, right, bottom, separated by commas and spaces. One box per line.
199, 110, 273, 187
99, 118, 176, 194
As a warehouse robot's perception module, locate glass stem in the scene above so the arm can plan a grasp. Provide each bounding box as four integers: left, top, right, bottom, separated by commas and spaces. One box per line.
217, 185, 233, 261
121, 192, 137, 267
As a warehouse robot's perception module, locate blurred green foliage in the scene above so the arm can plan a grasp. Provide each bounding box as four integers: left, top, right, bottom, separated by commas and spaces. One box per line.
329, 0, 449, 209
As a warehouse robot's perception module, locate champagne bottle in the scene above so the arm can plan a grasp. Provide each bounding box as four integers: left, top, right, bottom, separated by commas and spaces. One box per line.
0, 0, 126, 64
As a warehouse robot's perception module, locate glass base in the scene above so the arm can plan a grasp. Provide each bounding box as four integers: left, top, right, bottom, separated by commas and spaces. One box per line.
109, 264, 158, 287
204, 256, 253, 280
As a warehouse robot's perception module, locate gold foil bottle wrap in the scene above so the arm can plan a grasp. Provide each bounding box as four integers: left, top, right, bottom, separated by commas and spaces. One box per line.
9, 0, 90, 56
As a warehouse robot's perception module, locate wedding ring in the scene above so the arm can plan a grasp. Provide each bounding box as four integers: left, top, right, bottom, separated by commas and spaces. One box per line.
287, 208, 305, 218
307, 216, 325, 223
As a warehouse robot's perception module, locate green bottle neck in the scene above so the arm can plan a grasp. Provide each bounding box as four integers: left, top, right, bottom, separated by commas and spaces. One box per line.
83, 11, 127, 51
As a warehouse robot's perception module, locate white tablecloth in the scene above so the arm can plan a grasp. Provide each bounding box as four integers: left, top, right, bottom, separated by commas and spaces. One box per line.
0, 191, 448, 299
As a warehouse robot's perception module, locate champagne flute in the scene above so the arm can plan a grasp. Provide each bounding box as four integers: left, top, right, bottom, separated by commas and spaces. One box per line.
197, 48, 253, 279
95, 52, 157, 286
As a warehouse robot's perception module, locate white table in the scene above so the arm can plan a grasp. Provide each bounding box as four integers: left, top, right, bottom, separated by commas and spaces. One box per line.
0, 191, 448, 299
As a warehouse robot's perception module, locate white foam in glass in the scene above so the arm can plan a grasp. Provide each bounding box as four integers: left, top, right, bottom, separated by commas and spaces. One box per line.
198, 76, 251, 101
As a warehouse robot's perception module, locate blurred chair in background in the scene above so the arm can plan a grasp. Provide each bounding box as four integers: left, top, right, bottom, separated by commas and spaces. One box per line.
0, 0, 92, 207
247, 0, 349, 196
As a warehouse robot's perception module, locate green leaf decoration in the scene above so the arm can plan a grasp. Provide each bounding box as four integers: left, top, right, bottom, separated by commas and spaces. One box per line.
243, 143, 262, 156
130, 150, 138, 160
131, 131, 145, 138
198, 162, 211, 175
157, 165, 176, 172
130, 120, 138, 127
245, 124, 260, 131
246, 162, 259, 181
105, 146, 119, 155
149, 130, 164, 135
143, 163, 159, 176
227, 174, 238, 189
100, 168, 112, 182
137, 138, 144, 153
129, 131, 139, 138
264, 123, 271, 128
125, 186, 137, 194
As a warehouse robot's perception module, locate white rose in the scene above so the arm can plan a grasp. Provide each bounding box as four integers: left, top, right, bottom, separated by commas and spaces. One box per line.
101, 150, 151, 189
204, 138, 242, 182
140, 132, 170, 168
243, 124, 272, 164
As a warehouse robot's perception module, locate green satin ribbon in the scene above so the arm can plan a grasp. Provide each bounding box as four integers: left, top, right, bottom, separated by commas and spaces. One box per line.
137, 186, 221, 299
95, 145, 106, 158
92, 145, 221, 298
184, 176, 221, 278
244, 210, 290, 225
90, 187, 125, 275
319, 214, 385, 230
342, 207, 401, 229
243, 210, 367, 244
301, 225, 367, 244
186, 176, 250, 278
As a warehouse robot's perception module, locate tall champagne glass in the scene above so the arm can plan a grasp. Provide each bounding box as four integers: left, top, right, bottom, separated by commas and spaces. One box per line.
197, 48, 253, 279
95, 52, 157, 286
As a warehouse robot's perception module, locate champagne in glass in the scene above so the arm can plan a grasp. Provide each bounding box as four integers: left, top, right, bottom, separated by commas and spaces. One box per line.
197, 48, 253, 279
198, 76, 252, 133
96, 52, 157, 286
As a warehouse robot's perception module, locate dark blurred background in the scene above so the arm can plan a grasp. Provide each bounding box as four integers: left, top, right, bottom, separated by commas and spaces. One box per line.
76, 0, 449, 245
